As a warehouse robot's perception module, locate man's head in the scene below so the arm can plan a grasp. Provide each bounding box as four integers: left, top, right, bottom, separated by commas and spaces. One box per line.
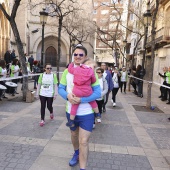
72, 46, 88, 65
122, 67, 126, 71
101, 62, 107, 70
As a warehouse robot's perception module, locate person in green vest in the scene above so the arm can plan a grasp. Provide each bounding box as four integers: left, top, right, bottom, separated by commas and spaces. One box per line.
165, 66, 170, 105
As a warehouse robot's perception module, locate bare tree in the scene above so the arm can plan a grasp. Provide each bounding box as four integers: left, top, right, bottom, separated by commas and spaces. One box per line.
0, 0, 28, 101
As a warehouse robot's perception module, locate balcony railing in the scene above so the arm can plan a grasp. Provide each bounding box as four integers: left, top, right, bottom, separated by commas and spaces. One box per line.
147, 27, 170, 45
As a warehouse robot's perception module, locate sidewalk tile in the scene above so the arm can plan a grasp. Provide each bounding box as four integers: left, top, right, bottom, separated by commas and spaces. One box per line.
41, 140, 73, 158
144, 149, 163, 157
160, 150, 170, 157
111, 145, 128, 154
95, 144, 111, 153
148, 157, 169, 168
127, 146, 145, 156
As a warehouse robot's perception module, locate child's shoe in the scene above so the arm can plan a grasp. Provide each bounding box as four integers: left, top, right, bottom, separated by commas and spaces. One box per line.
66, 120, 75, 127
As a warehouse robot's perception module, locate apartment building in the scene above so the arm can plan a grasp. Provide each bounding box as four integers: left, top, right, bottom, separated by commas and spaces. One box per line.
93, 0, 127, 66
147, 0, 170, 83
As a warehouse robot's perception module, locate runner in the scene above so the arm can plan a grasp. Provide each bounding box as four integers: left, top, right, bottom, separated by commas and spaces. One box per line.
58, 46, 101, 170
36, 63, 58, 126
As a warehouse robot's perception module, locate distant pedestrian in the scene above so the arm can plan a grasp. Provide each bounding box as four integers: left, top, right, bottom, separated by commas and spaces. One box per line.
111, 67, 121, 107
33, 60, 41, 89
100, 62, 114, 112
165, 66, 170, 104
36, 63, 58, 126
28, 55, 34, 71
10, 49, 16, 62
120, 67, 128, 94
95, 67, 108, 113
4, 50, 11, 72
159, 67, 168, 101
130, 66, 137, 95
158, 67, 167, 99
135, 65, 144, 97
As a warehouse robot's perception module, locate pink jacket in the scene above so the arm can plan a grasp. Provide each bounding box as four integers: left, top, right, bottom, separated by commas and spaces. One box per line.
68, 63, 96, 97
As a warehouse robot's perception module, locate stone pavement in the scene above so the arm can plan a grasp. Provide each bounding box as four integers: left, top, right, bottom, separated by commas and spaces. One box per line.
0, 81, 170, 170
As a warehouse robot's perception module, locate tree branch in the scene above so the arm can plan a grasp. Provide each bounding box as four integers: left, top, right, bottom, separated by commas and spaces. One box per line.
11, 0, 21, 19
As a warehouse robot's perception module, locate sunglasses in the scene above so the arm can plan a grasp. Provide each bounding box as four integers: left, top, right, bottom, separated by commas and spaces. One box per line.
46, 68, 52, 70
96, 72, 102, 74
73, 53, 84, 57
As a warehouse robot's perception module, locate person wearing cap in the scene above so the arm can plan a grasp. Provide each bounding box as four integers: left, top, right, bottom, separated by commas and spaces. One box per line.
100, 62, 114, 112
120, 66, 128, 94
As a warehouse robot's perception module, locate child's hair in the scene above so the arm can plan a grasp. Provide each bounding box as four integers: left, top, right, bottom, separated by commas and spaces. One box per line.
82, 58, 97, 68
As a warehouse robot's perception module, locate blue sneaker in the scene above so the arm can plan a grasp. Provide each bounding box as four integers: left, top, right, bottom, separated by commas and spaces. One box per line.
69, 153, 79, 166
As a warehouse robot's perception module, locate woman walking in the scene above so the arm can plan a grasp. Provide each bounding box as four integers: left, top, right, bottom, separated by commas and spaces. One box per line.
111, 67, 121, 107
36, 63, 58, 126
95, 67, 108, 114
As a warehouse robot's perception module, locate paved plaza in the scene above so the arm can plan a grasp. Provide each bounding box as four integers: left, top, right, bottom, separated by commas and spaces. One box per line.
0, 82, 170, 170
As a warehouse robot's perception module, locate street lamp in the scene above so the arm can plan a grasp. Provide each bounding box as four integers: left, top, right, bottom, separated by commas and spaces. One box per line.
123, 40, 127, 67
39, 8, 48, 68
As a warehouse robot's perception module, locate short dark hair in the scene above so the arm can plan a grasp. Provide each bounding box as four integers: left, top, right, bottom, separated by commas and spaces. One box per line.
12, 59, 18, 65
72, 46, 87, 56
45, 63, 51, 68
96, 67, 104, 73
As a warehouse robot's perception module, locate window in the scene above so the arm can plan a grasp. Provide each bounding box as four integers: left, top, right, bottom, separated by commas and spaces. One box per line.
130, 13, 133, 20
101, 10, 109, 15
101, 34, 108, 39
110, 15, 118, 21
100, 26, 108, 30
109, 23, 116, 30
93, 10, 97, 14
111, 0, 118, 3
94, 2, 98, 6
101, 2, 109, 6
100, 18, 108, 23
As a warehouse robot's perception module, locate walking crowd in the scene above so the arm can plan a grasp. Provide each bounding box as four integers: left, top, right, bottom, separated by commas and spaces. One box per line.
0, 50, 41, 100
1, 45, 170, 170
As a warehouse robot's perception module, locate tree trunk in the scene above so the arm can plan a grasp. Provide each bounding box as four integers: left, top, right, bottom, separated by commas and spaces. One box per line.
57, 17, 62, 81
146, 0, 159, 108
10, 20, 28, 101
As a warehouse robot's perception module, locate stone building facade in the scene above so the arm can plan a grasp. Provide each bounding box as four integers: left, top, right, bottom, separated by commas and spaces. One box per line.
9, 0, 94, 68
0, 0, 10, 58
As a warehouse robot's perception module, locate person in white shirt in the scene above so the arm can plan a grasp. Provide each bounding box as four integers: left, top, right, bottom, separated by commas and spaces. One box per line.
120, 67, 128, 94
95, 67, 108, 115
111, 67, 121, 107
0, 60, 8, 99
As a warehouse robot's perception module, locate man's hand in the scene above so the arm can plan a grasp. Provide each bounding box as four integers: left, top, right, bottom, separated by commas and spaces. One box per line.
53, 95, 57, 100
67, 93, 75, 104
73, 97, 81, 104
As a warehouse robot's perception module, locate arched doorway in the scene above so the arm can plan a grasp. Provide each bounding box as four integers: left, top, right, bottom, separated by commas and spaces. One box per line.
45, 46, 57, 66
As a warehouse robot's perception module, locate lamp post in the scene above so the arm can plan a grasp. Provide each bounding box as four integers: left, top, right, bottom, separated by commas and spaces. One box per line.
39, 8, 48, 68
141, 3, 151, 97
123, 40, 127, 67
